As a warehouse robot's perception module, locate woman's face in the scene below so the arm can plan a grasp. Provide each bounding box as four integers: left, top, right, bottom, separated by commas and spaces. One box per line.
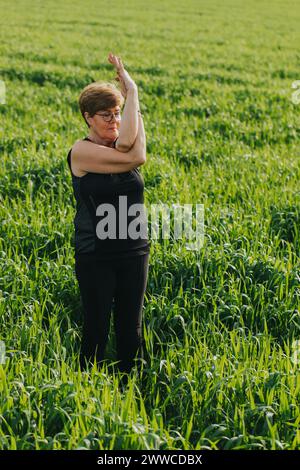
85, 105, 121, 140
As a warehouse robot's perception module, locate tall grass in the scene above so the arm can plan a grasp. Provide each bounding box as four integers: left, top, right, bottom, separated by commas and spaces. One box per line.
0, 0, 299, 450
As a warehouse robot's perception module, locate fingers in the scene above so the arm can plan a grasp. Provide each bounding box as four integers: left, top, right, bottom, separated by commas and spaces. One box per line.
117, 56, 124, 70
108, 52, 115, 63
108, 52, 124, 71
108, 52, 119, 69
108, 52, 121, 66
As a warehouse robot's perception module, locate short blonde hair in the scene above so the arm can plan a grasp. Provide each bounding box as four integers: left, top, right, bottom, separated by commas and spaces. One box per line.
78, 81, 124, 128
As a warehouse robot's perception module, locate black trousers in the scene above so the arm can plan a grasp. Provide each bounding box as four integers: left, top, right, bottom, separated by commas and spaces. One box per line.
75, 253, 149, 374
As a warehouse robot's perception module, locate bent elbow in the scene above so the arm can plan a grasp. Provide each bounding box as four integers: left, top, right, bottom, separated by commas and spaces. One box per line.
138, 153, 146, 166
115, 143, 131, 153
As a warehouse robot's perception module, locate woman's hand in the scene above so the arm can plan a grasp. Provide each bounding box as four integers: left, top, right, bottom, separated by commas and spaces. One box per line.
108, 52, 137, 98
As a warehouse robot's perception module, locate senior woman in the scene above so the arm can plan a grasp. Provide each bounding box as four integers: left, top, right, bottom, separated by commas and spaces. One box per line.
67, 53, 151, 383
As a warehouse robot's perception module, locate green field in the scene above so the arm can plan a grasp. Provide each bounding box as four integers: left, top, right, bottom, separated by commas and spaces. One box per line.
0, 0, 300, 450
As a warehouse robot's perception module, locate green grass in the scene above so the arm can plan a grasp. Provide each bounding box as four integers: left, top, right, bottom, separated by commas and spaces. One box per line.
0, 0, 300, 450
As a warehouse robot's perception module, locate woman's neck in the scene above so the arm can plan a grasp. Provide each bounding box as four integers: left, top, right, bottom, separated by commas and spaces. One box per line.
87, 129, 116, 147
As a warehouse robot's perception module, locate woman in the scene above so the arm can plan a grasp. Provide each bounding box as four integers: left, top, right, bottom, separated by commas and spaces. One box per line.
67, 53, 151, 382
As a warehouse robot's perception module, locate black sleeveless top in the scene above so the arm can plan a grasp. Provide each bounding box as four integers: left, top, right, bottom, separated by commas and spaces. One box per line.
67, 137, 151, 260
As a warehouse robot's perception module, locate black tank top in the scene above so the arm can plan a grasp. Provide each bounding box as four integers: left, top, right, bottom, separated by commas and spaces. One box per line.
67, 137, 151, 260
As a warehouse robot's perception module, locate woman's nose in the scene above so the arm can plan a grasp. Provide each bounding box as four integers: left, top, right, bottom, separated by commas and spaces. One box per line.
110, 115, 121, 125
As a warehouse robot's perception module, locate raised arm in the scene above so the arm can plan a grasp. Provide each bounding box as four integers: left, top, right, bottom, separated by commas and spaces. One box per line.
108, 53, 140, 152
115, 87, 140, 152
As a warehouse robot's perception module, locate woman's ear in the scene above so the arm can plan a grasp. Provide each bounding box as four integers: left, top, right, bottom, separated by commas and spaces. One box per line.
84, 111, 91, 127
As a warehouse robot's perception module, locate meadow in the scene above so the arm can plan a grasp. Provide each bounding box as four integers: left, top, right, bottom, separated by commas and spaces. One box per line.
0, 0, 299, 450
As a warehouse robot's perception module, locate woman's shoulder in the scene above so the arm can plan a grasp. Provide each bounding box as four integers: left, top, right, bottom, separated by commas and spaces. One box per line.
69, 138, 85, 153
68, 139, 89, 178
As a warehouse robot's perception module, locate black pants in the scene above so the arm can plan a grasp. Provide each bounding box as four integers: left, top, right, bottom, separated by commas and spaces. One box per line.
75, 253, 149, 374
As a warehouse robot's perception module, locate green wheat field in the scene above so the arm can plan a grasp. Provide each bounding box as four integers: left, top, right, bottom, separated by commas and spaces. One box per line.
0, 0, 299, 451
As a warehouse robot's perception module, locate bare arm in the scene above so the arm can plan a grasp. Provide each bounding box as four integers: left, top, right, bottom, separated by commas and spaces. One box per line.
115, 87, 139, 152
72, 112, 146, 174
107, 53, 140, 152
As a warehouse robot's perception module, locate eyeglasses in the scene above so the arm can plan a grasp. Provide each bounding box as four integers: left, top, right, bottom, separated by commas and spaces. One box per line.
95, 111, 121, 123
